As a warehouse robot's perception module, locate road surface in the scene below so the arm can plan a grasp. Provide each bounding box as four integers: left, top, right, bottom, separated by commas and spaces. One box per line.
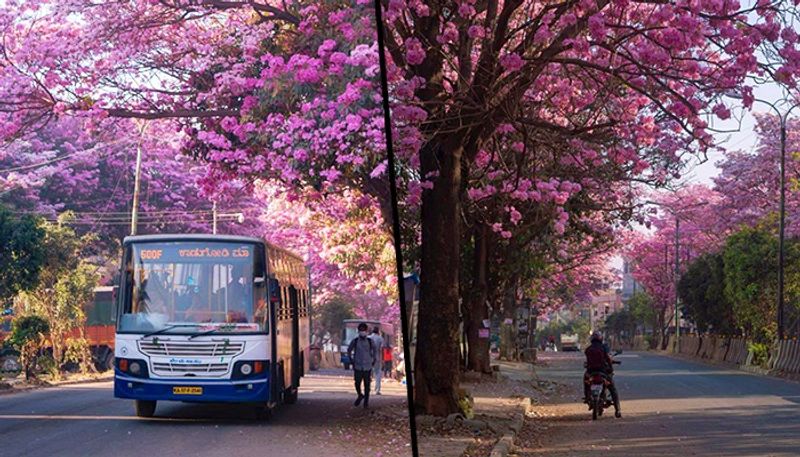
516, 351, 800, 456
0, 369, 412, 457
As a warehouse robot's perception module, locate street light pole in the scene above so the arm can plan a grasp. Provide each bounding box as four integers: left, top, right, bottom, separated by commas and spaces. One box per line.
779, 115, 786, 340
746, 97, 800, 340
674, 217, 680, 353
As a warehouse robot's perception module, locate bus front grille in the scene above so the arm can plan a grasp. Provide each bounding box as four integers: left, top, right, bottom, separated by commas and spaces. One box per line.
152, 362, 229, 375
138, 341, 245, 357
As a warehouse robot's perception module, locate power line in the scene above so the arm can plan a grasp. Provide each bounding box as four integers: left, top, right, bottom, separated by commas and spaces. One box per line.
11, 209, 245, 216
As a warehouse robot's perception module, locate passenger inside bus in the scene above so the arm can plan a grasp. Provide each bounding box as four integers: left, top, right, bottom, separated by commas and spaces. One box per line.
225, 266, 250, 323
142, 271, 169, 315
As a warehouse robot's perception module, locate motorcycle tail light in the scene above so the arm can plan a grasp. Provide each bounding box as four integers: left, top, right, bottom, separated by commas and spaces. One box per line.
591, 375, 604, 383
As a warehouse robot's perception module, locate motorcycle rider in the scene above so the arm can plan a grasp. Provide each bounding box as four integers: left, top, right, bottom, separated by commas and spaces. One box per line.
583, 331, 621, 418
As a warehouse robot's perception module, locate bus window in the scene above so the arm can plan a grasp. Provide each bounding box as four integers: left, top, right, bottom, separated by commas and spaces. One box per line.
117, 241, 263, 334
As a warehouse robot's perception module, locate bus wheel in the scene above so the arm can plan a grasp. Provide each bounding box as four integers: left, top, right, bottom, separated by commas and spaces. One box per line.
135, 400, 157, 418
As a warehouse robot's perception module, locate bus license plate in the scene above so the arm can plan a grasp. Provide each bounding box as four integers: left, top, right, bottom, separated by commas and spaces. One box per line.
173, 386, 202, 395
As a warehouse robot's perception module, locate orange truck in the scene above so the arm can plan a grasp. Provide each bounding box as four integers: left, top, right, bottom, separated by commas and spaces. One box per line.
0, 286, 117, 371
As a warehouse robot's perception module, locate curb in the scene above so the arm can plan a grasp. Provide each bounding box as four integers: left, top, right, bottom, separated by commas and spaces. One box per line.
489, 397, 530, 457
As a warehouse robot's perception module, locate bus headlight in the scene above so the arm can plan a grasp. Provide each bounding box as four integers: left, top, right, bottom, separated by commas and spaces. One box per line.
116, 358, 149, 378
232, 360, 268, 380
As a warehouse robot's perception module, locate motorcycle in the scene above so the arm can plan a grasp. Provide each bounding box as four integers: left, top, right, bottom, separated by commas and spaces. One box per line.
585, 351, 622, 420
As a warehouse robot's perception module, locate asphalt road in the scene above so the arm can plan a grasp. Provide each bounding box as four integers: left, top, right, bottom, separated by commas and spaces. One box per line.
0, 369, 412, 457
517, 351, 800, 457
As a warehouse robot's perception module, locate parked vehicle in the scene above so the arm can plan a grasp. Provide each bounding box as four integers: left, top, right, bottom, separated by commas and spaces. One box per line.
0, 288, 117, 373
560, 333, 579, 351
113, 234, 311, 419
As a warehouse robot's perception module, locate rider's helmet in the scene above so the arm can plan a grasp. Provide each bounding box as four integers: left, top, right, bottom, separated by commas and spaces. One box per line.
590, 331, 603, 342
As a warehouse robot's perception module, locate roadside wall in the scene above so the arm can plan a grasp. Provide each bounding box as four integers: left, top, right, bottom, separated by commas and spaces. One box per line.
655, 334, 800, 379
609, 332, 800, 379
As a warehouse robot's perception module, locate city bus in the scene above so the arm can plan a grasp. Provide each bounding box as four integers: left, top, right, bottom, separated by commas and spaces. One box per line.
113, 234, 310, 418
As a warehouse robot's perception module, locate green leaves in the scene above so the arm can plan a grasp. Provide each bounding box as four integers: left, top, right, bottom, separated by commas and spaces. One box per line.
9, 315, 49, 350
0, 204, 46, 304
678, 253, 734, 334
722, 227, 779, 342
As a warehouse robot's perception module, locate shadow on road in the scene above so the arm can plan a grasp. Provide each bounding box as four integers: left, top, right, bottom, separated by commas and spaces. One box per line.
522, 403, 800, 456
520, 352, 800, 457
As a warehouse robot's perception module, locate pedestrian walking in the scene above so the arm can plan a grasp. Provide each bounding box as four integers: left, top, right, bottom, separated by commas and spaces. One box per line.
347, 322, 376, 408
382, 344, 393, 378
368, 326, 384, 395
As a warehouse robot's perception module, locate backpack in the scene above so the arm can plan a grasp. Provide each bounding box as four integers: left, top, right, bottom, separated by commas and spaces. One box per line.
350, 336, 374, 362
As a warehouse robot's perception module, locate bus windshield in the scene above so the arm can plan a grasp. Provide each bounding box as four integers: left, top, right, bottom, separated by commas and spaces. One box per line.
118, 241, 267, 334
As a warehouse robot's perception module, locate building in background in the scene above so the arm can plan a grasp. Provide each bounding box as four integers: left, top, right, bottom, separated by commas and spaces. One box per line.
589, 289, 623, 331
621, 258, 642, 304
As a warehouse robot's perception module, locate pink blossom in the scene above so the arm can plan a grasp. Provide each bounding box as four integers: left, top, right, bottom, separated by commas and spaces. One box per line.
404, 38, 426, 65
499, 53, 524, 72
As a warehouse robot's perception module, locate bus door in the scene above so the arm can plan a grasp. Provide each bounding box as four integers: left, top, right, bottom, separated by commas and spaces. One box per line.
289, 285, 300, 386
268, 277, 280, 403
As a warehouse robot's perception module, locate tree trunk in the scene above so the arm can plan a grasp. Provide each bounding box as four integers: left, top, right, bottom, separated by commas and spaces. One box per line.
414, 139, 463, 416
499, 285, 518, 361
465, 224, 491, 373
659, 306, 669, 350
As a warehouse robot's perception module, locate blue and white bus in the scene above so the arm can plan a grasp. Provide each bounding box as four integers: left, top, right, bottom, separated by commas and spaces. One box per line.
113, 234, 310, 418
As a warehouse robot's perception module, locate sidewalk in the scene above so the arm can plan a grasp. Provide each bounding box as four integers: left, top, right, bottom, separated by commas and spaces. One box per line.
0, 371, 114, 395
416, 360, 554, 457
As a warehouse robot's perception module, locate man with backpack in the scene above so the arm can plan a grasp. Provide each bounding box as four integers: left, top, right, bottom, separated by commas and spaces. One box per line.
347, 322, 376, 408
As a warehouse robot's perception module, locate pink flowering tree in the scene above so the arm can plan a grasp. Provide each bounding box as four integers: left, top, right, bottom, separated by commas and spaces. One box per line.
0, 118, 221, 270
0, 0, 400, 334
626, 185, 725, 347
0, 0, 394, 223
251, 183, 399, 323
714, 115, 800, 235
382, 0, 800, 414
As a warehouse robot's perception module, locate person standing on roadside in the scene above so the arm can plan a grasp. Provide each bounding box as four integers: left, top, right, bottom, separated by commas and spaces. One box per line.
382, 343, 393, 378
368, 326, 384, 395
347, 322, 375, 408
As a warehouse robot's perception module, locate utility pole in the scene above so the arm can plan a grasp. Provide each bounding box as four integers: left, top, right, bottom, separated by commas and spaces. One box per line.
212, 201, 218, 235
674, 217, 680, 353
645, 199, 707, 352
212, 205, 245, 235
130, 122, 148, 236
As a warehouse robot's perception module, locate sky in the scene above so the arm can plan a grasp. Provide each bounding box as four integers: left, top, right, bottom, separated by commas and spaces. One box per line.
685, 81, 788, 187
